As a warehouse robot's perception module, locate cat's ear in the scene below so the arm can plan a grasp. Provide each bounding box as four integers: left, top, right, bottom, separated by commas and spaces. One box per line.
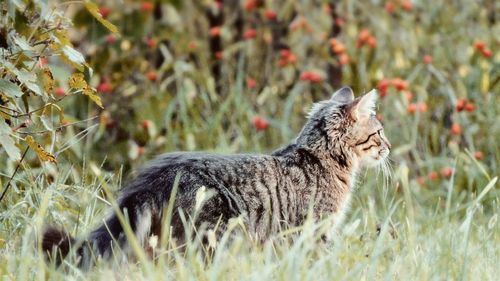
331, 87, 354, 104
349, 89, 378, 121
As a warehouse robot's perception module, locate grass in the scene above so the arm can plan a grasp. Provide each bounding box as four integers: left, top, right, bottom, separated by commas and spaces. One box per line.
1, 0, 499, 280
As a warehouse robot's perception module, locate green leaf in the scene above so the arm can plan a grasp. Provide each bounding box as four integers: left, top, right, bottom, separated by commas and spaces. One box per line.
0, 79, 23, 98
0, 119, 20, 161
84, 1, 119, 33
61, 45, 85, 65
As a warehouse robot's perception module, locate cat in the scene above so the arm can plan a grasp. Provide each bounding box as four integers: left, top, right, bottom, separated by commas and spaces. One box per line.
42, 87, 391, 266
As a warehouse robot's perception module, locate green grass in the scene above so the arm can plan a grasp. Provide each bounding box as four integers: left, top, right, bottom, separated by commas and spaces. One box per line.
1, 0, 499, 280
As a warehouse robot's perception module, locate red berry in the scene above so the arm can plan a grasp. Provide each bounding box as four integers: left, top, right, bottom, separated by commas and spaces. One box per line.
451, 123, 462, 135
440, 167, 454, 178
300, 71, 322, 83
246, 77, 257, 89
244, 0, 258, 11
407, 103, 417, 113
481, 48, 492, 58
474, 151, 483, 160
455, 98, 466, 112
423, 55, 433, 64
385, 2, 396, 13
264, 9, 277, 20
141, 120, 152, 130
55, 87, 65, 97
358, 29, 371, 42
146, 38, 157, 48
464, 102, 475, 112
97, 82, 112, 93
140, 1, 154, 12
378, 79, 391, 96
188, 41, 198, 50
338, 53, 349, 65
137, 146, 145, 156
98, 6, 110, 18
105, 34, 116, 44
401, 1, 413, 11
418, 102, 428, 113
39, 57, 48, 68
215, 51, 223, 60
367, 36, 377, 48
428, 171, 439, 181
252, 116, 269, 131
210, 26, 221, 37
243, 28, 257, 40
474, 40, 486, 51
392, 78, 408, 91
146, 71, 157, 81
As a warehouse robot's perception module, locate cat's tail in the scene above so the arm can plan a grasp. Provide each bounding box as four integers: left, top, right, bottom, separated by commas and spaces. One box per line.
42, 193, 162, 267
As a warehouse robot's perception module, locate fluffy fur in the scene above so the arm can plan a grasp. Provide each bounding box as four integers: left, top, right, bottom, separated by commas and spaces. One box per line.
42, 87, 391, 266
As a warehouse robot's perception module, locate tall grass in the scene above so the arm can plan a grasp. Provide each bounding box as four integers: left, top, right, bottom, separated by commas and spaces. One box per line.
1, 0, 499, 280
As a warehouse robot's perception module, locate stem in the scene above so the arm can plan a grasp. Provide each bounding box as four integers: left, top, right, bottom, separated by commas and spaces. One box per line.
0, 147, 30, 203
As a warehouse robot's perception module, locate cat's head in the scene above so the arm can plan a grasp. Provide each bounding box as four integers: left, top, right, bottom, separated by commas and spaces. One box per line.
297, 87, 391, 169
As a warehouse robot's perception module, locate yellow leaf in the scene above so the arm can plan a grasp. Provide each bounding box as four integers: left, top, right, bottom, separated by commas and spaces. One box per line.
85, 1, 119, 33
82, 85, 104, 108
68, 73, 87, 89
42, 68, 54, 94
25, 135, 57, 163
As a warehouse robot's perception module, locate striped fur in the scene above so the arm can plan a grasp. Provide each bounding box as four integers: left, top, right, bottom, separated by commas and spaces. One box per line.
42, 87, 391, 266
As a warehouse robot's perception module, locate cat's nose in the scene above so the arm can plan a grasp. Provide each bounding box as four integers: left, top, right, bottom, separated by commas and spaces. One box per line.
385, 140, 391, 150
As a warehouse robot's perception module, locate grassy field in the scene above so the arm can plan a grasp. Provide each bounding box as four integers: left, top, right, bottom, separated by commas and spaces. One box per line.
0, 0, 499, 280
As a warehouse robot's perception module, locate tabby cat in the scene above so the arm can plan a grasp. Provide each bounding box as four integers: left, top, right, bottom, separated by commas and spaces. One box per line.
42, 87, 391, 265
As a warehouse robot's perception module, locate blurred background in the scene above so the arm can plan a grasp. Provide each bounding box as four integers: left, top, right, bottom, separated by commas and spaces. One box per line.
0, 0, 499, 241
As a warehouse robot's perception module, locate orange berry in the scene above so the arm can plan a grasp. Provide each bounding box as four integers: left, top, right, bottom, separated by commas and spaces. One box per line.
451, 123, 462, 135
407, 103, 417, 113
252, 116, 269, 131
146, 71, 157, 81
440, 167, 454, 178
418, 102, 428, 113
338, 53, 350, 65
287, 53, 297, 64
474, 151, 484, 160
332, 43, 346, 54
358, 29, 371, 42
403, 91, 413, 101
367, 36, 377, 48
137, 146, 145, 156
423, 55, 433, 64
